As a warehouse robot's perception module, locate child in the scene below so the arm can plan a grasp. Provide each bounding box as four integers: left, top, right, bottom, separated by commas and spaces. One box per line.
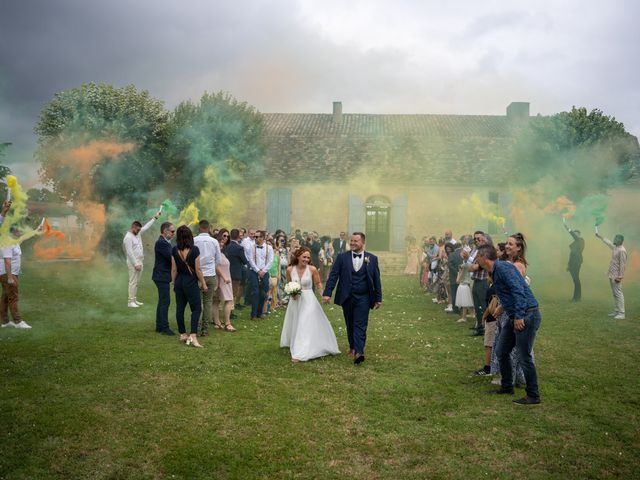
455, 246, 474, 323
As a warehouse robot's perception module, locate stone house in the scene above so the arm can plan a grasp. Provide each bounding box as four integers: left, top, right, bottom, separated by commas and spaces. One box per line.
239, 101, 532, 252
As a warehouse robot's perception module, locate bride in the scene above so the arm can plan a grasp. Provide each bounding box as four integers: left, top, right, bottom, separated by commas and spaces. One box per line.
280, 246, 340, 362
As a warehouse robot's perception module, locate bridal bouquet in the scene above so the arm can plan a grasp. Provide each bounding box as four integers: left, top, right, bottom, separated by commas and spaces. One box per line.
284, 281, 302, 298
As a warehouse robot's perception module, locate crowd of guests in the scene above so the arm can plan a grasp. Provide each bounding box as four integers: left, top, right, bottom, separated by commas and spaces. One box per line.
405, 229, 542, 405
123, 215, 349, 348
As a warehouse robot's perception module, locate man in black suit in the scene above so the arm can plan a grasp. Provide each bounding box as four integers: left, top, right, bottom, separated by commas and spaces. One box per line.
332, 232, 347, 261
226, 228, 249, 310
152, 221, 175, 335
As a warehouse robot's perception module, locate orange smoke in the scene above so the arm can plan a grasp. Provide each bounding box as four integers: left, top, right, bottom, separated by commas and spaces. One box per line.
33, 219, 66, 260
543, 195, 576, 219
627, 251, 640, 283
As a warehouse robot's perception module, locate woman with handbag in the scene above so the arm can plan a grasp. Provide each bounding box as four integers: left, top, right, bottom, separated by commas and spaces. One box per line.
171, 225, 208, 348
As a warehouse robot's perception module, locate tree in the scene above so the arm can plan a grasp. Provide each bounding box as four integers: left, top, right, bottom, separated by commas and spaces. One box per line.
0, 142, 12, 178
513, 106, 640, 200
167, 91, 265, 222
35, 83, 171, 203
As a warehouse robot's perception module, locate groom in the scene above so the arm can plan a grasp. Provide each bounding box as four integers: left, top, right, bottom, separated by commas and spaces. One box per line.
323, 232, 382, 364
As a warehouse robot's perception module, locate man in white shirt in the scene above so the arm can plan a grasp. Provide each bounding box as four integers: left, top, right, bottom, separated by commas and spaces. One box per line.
0, 226, 31, 329
246, 230, 273, 319
193, 219, 221, 335
123, 212, 159, 308
241, 228, 257, 306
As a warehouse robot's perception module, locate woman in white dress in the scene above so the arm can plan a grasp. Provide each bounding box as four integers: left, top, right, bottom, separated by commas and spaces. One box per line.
280, 246, 340, 362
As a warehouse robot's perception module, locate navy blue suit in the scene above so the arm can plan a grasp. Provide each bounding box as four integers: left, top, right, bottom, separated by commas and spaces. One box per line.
323, 251, 382, 355
152, 235, 173, 332
225, 240, 248, 281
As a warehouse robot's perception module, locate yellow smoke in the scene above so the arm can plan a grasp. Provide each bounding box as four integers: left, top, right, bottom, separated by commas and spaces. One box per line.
0, 175, 43, 247
194, 165, 233, 226
177, 202, 199, 226
460, 193, 506, 228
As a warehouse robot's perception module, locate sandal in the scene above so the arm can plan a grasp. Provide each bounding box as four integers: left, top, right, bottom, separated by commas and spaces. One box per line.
224, 324, 236, 332
213, 324, 224, 330
179, 334, 189, 343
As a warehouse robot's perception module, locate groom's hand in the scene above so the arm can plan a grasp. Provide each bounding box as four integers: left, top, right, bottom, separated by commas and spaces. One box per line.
374, 302, 381, 309
322, 296, 331, 304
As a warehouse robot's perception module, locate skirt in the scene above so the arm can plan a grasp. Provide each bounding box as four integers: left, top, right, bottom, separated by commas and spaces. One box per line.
455, 283, 473, 308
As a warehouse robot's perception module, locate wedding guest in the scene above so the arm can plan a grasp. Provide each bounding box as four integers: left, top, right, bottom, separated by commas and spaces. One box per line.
276, 235, 289, 305
0, 226, 31, 329
332, 232, 347, 261
247, 230, 274, 319
193, 219, 221, 337
171, 225, 207, 348
476, 244, 541, 405
123, 211, 160, 307
241, 228, 257, 306
564, 221, 584, 302
152, 222, 175, 335
455, 246, 474, 323
265, 239, 280, 314
403, 237, 420, 275
467, 231, 490, 336
596, 231, 627, 320
213, 229, 236, 331
226, 229, 248, 310
446, 242, 463, 314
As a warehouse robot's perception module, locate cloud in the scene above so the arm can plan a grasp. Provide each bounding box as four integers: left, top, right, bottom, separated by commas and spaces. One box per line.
0, 0, 639, 184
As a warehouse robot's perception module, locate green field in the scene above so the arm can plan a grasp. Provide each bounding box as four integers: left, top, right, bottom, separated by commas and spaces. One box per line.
1, 261, 638, 479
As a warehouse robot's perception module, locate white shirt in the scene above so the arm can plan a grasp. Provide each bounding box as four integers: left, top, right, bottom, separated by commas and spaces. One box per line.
193, 233, 221, 277
122, 218, 156, 266
247, 242, 274, 273
0, 244, 21, 275
352, 251, 364, 272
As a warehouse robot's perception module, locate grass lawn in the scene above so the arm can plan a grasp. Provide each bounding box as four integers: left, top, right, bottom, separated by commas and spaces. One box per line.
1, 261, 638, 479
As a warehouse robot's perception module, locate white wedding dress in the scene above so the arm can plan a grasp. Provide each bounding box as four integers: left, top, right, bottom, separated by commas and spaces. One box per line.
280, 266, 340, 361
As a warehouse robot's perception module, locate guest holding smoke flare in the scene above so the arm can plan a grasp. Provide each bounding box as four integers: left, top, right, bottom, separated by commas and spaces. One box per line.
0, 200, 12, 226
595, 231, 627, 320
564, 221, 584, 302
171, 226, 207, 348
152, 222, 175, 335
0, 226, 31, 330
123, 211, 160, 308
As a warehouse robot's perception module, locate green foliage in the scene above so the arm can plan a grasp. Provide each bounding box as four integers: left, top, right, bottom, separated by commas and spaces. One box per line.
168, 91, 265, 198
25, 187, 63, 203
0, 142, 12, 178
514, 107, 640, 200
1, 269, 639, 479
35, 83, 171, 203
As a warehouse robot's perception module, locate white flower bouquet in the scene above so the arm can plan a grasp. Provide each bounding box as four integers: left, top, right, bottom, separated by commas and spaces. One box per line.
284, 281, 302, 298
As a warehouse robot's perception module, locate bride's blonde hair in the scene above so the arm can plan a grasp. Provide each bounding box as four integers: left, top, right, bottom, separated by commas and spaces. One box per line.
291, 246, 311, 266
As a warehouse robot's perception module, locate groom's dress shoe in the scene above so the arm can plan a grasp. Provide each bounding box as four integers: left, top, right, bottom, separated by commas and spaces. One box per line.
353, 354, 365, 365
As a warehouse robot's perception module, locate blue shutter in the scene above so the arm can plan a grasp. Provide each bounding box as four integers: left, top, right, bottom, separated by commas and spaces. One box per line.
347, 194, 365, 234
266, 188, 292, 233
390, 194, 407, 252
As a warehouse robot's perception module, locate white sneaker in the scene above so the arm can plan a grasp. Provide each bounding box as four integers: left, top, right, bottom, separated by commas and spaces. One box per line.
431, 297, 438, 303
456, 318, 467, 323
128, 302, 140, 308
134, 300, 144, 306
613, 314, 625, 320
1, 322, 16, 328
15, 321, 32, 329
608, 312, 618, 317
444, 305, 453, 312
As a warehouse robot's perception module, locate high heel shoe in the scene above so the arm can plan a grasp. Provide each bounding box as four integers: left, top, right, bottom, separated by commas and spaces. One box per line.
185, 336, 203, 348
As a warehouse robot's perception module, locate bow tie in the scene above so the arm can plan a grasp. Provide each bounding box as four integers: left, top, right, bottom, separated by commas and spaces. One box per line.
352, 253, 362, 258
256, 246, 264, 249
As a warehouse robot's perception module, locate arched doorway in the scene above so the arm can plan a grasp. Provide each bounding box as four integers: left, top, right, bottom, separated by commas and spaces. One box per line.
365, 195, 390, 251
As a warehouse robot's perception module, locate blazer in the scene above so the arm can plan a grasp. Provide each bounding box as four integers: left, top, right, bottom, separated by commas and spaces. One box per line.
152, 236, 173, 283
225, 240, 248, 280
332, 238, 347, 259
323, 251, 382, 309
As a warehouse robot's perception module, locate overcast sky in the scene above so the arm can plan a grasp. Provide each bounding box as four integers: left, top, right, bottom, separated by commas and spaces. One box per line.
1, 0, 639, 185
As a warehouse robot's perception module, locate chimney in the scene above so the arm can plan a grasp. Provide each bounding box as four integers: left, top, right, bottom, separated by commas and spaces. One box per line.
506, 102, 530, 121
333, 101, 343, 124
